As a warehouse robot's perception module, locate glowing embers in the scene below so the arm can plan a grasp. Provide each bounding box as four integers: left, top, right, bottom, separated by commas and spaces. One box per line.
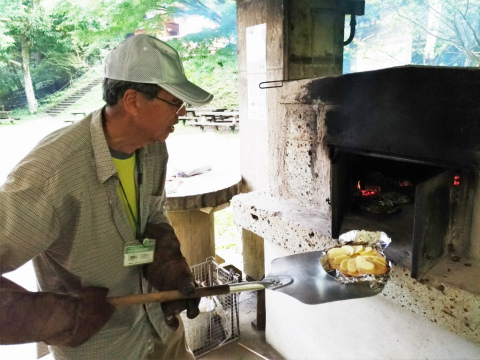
357, 181, 380, 196
354, 174, 413, 214
398, 180, 412, 187
454, 175, 461, 186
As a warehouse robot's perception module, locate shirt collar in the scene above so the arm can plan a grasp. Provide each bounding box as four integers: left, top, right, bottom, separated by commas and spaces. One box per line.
91, 107, 151, 183
91, 107, 117, 183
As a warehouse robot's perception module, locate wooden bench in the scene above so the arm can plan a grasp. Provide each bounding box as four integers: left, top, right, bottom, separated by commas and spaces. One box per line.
0, 110, 14, 124
181, 108, 236, 126
196, 111, 239, 123
185, 107, 227, 117
188, 119, 239, 133
65, 111, 87, 124
178, 115, 201, 125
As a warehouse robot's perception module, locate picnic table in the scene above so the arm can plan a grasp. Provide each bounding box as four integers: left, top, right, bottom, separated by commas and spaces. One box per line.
197, 111, 239, 122
178, 114, 200, 126
65, 111, 87, 124
185, 110, 240, 132
186, 108, 227, 117
165, 169, 241, 265
179, 108, 228, 126
0, 110, 14, 124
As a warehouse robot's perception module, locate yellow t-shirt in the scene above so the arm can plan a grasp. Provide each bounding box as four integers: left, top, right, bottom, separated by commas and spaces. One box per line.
113, 155, 137, 234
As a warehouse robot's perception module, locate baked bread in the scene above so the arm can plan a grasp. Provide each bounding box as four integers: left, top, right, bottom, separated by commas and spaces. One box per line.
326, 245, 389, 277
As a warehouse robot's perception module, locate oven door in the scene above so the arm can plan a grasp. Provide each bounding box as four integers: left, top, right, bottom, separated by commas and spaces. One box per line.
411, 169, 454, 278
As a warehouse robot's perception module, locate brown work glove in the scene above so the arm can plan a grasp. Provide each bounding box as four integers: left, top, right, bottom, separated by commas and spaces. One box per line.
0, 276, 115, 347
143, 223, 200, 330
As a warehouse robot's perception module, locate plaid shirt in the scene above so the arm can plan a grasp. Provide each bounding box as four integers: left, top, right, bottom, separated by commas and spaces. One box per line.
0, 108, 173, 359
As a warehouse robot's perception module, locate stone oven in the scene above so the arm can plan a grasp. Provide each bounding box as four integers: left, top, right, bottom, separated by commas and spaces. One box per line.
233, 0, 479, 358
324, 66, 479, 284
232, 66, 480, 359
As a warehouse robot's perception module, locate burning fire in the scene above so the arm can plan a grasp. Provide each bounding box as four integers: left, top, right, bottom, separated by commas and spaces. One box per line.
357, 181, 380, 196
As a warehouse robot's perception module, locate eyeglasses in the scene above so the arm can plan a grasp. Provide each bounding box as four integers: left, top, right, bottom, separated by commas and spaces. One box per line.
155, 96, 185, 115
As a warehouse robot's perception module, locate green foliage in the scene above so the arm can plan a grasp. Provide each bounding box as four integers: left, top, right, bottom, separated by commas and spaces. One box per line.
214, 206, 241, 251
60, 82, 105, 114
33, 65, 101, 110
166, 0, 238, 108
53, 0, 159, 50
177, 44, 238, 109
0, 19, 14, 50
167, 0, 237, 56
1, 0, 239, 112
0, 0, 100, 108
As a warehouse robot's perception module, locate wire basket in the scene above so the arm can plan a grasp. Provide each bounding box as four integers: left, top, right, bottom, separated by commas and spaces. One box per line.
181, 257, 241, 358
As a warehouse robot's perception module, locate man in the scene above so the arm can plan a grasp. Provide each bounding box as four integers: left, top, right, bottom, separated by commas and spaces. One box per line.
0, 34, 213, 359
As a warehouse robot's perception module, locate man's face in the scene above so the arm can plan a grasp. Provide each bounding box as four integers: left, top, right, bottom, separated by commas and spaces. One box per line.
137, 89, 186, 143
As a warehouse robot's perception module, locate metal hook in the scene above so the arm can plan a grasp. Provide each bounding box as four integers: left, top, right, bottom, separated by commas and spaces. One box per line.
259, 80, 284, 89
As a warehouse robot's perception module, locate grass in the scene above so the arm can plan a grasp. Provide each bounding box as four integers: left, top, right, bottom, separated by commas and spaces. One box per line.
66, 84, 105, 115
214, 206, 242, 252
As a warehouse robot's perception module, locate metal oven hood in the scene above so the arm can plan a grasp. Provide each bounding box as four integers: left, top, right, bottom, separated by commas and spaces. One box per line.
313, 66, 480, 168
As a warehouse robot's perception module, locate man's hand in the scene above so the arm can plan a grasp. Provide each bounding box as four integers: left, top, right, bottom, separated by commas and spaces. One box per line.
0, 278, 114, 347
143, 223, 200, 330
65, 286, 115, 347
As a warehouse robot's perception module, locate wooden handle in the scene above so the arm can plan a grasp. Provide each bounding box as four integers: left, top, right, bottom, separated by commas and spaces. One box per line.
107, 285, 231, 307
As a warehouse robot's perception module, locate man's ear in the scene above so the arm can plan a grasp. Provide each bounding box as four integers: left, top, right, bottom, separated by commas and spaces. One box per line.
122, 89, 141, 116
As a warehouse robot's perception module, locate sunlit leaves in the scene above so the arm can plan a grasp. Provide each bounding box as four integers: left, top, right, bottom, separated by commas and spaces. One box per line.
350, 0, 480, 67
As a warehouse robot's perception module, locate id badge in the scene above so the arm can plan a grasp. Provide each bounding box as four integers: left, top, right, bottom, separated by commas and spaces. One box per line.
123, 238, 156, 266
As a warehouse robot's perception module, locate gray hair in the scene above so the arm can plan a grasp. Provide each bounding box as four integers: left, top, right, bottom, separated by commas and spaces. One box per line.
103, 78, 162, 106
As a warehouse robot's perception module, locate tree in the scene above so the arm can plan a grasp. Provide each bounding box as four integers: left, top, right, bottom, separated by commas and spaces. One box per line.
0, 0, 88, 113
167, 1, 238, 107
355, 0, 480, 67
52, 0, 238, 106
1, 0, 237, 112
0, 0, 46, 113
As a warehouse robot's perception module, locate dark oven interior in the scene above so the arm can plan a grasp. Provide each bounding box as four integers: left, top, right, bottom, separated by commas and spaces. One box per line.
330, 149, 476, 280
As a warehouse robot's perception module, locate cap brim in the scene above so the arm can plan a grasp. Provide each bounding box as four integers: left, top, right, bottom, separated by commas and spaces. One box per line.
161, 81, 213, 106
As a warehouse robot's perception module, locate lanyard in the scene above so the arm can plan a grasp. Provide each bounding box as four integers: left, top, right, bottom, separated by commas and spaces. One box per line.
118, 151, 143, 239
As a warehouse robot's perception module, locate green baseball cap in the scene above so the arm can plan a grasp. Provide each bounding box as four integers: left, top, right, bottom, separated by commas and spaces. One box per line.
105, 34, 213, 106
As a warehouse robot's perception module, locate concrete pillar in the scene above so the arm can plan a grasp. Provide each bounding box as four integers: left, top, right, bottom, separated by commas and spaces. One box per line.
236, 0, 362, 279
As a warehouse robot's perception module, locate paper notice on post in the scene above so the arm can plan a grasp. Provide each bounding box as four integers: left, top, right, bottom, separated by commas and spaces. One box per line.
246, 23, 267, 122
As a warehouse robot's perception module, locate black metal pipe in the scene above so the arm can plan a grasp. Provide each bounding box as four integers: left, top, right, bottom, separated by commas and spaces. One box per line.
343, 14, 357, 46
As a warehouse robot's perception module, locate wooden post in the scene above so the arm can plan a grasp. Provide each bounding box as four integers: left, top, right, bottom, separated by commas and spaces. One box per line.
165, 172, 241, 266
167, 209, 215, 266
251, 289, 266, 331
242, 229, 264, 281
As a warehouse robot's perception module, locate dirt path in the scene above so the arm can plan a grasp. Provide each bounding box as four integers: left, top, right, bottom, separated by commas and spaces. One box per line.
0, 116, 69, 182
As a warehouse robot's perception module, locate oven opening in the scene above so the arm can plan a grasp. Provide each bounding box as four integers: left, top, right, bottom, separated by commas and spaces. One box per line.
330, 150, 469, 280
